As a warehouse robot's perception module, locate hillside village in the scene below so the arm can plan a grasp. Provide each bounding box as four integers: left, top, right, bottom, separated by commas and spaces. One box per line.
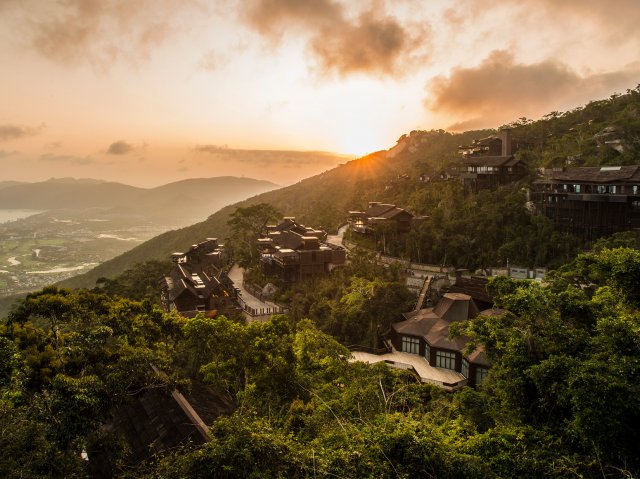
3, 88, 640, 477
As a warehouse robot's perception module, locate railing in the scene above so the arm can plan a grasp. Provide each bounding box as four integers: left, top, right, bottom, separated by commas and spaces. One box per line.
347, 343, 392, 355
236, 294, 287, 317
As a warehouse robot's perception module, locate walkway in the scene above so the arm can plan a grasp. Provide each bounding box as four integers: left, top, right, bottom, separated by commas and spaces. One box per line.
227, 264, 283, 320
326, 224, 348, 248
351, 349, 466, 391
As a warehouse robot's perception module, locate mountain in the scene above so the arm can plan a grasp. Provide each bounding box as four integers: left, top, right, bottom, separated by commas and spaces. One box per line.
0, 177, 279, 225
0, 180, 26, 191
61, 87, 640, 288
0, 178, 144, 209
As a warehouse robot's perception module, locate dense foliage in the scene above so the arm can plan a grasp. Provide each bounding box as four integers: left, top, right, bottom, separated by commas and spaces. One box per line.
0, 287, 186, 477
3, 247, 640, 477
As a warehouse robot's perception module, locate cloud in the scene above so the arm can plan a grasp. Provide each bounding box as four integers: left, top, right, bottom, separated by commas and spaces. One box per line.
520, 0, 640, 44
0, 150, 18, 158
241, 0, 430, 77
6, 0, 205, 68
39, 153, 94, 165
107, 140, 135, 155
194, 147, 347, 168
198, 49, 228, 72
194, 144, 229, 153
0, 123, 45, 141
427, 50, 640, 130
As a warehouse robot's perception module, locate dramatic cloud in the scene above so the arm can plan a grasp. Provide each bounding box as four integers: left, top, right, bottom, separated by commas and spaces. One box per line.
39, 154, 94, 165
242, 0, 430, 77
107, 140, 135, 155
520, 0, 640, 44
6, 0, 205, 67
427, 50, 640, 130
0, 123, 44, 141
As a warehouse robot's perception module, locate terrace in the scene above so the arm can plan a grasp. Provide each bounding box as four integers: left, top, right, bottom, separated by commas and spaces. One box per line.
350, 348, 466, 391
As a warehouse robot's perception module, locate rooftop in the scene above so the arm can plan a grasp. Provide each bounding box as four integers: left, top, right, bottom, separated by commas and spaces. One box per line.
540, 165, 640, 183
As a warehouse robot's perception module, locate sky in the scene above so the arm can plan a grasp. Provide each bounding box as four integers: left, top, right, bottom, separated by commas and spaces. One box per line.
1, 0, 639, 187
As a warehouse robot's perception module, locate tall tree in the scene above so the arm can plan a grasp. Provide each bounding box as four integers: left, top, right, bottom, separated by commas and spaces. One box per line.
227, 203, 281, 264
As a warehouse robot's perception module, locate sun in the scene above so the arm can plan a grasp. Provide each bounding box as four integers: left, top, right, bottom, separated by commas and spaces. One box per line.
338, 132, 387, 158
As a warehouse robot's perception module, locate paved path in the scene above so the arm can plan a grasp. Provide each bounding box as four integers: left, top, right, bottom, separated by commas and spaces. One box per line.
227, 264, 277, 311
326, 224, 348, 248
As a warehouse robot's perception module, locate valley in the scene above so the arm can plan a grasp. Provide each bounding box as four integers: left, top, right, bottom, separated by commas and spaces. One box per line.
0, 209, 167, 297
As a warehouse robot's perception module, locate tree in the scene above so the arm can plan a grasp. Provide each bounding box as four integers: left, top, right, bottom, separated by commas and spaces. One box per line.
227, 203, 281, 264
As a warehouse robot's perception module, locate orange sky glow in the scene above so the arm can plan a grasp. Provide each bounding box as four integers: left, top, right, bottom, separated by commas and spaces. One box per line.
1, 0, 639, 187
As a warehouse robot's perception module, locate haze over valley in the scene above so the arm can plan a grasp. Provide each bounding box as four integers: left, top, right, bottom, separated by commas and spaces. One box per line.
0, 175, 278, 301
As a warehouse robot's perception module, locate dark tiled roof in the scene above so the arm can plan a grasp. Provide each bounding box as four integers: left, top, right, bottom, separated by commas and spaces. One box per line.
467, 346, 490, 367
377, 208, 413, 220
365, 203, 397, 217
463, 156, 521, 167
448, 277, 492, 305
89, 381, 232, 477
542, 165, 640, 183
393, 293, 487, 364
433, 293, 479, 322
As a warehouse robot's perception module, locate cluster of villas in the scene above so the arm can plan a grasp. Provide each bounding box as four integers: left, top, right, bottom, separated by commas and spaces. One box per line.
257, 217, 346, 283
159, 238, 240, 318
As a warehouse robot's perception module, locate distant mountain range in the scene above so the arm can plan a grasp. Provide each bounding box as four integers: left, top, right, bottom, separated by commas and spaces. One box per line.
0, 177, 279, 225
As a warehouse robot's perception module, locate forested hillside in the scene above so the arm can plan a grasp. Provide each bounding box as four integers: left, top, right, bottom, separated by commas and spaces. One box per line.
64, 87, 640, 287
3, 246, 640, 477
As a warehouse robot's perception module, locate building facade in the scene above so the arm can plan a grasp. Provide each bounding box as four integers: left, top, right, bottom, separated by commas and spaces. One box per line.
458, 128, 527, 191
159, 238, 238, 317
533, 165, 640, 241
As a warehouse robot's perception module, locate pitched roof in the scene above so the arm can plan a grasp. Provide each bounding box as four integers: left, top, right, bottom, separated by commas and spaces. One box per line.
433, 293, 479, 322
393, 293, 487, 364
542, 165, 640, 183
447, 276, 492, 305
365, 203, 398, 217
463, 156, 521, 167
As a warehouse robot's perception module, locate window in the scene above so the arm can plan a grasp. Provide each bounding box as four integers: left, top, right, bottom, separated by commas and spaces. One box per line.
633, 185, 639, 195
436, 351, 456, 370
475, 367, 489, 385
461, 359, 469, 378
573, 184, 581, 193
401, 336, 419, 354
424, 343, 431, 363
597, 185, 606, 194
608, 185, 617, 194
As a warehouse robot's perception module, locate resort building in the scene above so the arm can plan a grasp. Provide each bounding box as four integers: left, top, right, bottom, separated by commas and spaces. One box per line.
348, 202, 415, 234
258, 218, 346, 283
533, 165, 640, 241
159, 238, 238, 317
458, 128, 527, 191
352, 293, 495, 390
